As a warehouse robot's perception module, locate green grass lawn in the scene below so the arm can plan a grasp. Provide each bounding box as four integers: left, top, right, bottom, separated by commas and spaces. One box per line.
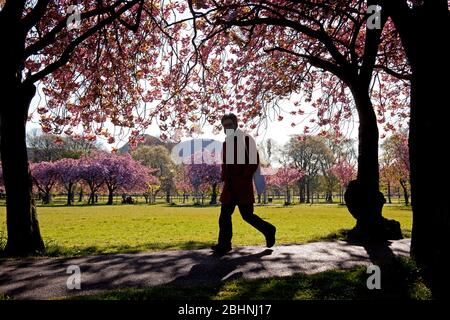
0, 203, 412, 258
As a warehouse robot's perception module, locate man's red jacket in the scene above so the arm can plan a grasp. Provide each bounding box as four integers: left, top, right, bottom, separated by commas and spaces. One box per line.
219, 131, 259, 204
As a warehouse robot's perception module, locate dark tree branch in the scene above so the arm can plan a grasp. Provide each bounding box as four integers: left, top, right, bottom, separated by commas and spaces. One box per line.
374, 64, 411, 80
21, 0, 50, 32
24, 0, 130, 58
117, 0, 144, 32
24, 0, 141, 84
219, 16, 350, 69
264, 46, 353, 84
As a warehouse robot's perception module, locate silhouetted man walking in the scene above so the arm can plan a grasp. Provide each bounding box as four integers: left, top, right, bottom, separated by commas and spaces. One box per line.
211, 113, 276, 255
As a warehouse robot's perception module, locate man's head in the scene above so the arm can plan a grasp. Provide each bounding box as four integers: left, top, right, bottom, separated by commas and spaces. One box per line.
221, 113, 238, 134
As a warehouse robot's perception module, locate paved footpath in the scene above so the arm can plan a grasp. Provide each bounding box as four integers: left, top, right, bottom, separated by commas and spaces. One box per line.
0, 239, 410, 299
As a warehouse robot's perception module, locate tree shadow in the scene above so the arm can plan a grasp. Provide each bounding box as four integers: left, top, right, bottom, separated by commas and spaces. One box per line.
0, 247, 282, 299
169, 249, 274, 286
0, 239, 414, 300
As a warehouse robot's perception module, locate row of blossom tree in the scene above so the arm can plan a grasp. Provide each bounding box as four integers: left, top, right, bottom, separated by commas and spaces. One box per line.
2, 133, 409, 206
0, 152, 363, 207
0, 152, 158, 206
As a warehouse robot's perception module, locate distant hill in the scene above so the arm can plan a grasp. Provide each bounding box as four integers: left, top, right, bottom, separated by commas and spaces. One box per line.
118, 134, 176, 154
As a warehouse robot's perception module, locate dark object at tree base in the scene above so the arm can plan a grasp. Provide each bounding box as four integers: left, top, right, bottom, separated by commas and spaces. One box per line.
347, 217, 403, 242
211, 244, 232, 255
344, 180, 402, 241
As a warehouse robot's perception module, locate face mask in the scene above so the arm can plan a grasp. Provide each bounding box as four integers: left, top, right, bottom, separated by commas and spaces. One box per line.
225, 128, 235, 137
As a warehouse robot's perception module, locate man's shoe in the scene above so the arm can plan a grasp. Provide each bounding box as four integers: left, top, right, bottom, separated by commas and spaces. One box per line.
211, 244, 232, 255
265, 226, 276, 248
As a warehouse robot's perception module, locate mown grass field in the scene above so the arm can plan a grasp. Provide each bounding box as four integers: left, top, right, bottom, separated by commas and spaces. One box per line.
0, 203, 412, 258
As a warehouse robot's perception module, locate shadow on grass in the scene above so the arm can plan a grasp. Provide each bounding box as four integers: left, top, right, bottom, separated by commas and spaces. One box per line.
69, 256, 430, 301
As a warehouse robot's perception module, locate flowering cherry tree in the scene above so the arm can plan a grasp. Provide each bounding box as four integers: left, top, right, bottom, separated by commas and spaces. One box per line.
30, 161, 59, 204
266, 166, 304, 204
95, 152, 155, 205
330, 159, 357, 203
185, 151, 222, 205
0, 0, 189, 255
78, 154, 108, 205
174, 166, 193, 204
381, 132, 410, 205
54, 158, 81, 205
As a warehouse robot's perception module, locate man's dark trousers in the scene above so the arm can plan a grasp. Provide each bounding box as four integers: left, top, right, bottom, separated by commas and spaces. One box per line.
218, 202, 275, 248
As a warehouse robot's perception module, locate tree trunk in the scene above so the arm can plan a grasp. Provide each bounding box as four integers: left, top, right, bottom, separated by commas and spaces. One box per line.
399, 179, 409, 206
298, 179, 305, 203
326, 188, 333, 203
0, 82, 45, 256
88, 192, 95, 205
42, 191, 51, 204
387, 181, 392, 204
107, 187, 114, 205
66, 183, 73, 206
306, 179, 310, 203
344, 88, 402, 241
286, 186, 291, 205
210, 183, 217, 205
410, 57, 450, 298
401, 3, 450, 298
78, 188, 83, 202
